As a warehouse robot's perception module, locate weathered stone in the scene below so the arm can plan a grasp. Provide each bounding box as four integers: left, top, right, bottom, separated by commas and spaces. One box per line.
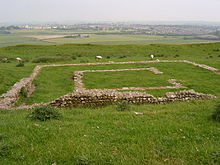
1, 60, 219, 110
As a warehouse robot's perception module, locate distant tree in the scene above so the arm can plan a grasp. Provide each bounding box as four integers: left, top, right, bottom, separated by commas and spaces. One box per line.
213, 30, 220, 37
0, 26, 20, 30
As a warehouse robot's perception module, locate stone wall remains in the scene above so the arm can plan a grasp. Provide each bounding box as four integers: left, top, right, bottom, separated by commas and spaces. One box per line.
50, 89, 216, 108
0, 60, 219, 109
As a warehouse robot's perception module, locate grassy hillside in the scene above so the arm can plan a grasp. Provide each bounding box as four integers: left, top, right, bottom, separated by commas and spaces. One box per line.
0, 43, 220, 164
0, 43, 220, 95
16, 62, 219, 105
1, 101, 220, 164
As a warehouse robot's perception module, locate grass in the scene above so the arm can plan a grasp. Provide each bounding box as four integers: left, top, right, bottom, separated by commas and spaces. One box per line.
0, 100, 220, 164
83, 70, 170, 89
0, 42, 219, 96
45, 34, 219, 45
0, 43, 220, 164
0, 34, 49, 47
31, 56, 72, 63
23, 66, 74, 104
212, 102, 220, 122
14, 62, 219, 105
0, 63, 34, 94
1, 29, 220, 47
27, 106, 62, 121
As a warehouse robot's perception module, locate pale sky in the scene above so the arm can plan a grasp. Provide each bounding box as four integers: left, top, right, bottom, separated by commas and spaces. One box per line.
0, 0, 220, 23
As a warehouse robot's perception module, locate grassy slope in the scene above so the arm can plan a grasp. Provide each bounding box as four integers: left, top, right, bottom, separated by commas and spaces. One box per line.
0, 43, 220, 164
0, 43, 220, 95
24, 66, 75, 104
0, 43, 219, 66
0, 63, 35, 94
1, 101, 220, 164
18, 62, 219, 105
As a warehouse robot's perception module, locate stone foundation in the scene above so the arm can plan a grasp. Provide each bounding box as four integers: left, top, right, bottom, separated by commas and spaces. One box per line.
50, 89, 216, 108
0, 60, 219, 109
0, 65, 43, 109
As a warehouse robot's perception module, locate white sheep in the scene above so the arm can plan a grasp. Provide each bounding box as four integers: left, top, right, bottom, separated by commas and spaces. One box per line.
2, 58, 8, 61
16, 57, 22, 61
150, 54, 154, 60
96, 56, 102, 60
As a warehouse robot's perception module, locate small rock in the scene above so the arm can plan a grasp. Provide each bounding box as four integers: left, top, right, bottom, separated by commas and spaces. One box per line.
134, 111, 144, 115
34, 123, 40, 127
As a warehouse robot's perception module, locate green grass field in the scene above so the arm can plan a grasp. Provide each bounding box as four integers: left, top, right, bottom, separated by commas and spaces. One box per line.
83, 70, 171, 89
0, 43, 220, 164
0, 34, 50, 47
15, 62, 219, 105
0, 29, 220, 47
1, 43, 220, 95
44, 34, 219, 45
1, 101, 220, 164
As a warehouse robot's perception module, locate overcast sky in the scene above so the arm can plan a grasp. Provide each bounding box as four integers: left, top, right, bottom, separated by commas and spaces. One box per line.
0, 0, 220, 23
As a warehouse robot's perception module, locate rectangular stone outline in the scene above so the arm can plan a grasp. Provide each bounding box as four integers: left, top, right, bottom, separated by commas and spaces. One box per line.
73, 68, 186, 91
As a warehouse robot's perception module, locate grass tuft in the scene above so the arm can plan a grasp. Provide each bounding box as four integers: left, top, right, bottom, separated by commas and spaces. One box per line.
16, 62, 24, 67
116, 100, 131, 111
20, 87, 28, 98
75, 155, 92, 165
0, 144, 12, 157
27, 106, 62, 121
212, 102, 220, 122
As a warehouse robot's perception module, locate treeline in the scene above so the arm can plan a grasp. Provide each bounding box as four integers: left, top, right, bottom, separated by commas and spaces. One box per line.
0, 26, 20, 30
0, 31, 11, 34
212, 31, 220, 37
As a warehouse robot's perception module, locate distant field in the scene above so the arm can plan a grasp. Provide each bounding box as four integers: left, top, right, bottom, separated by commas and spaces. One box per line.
27, 35, 66, 40
0, 29, 219, 47
0, 34, 50, 47
44, 34, 219, 45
